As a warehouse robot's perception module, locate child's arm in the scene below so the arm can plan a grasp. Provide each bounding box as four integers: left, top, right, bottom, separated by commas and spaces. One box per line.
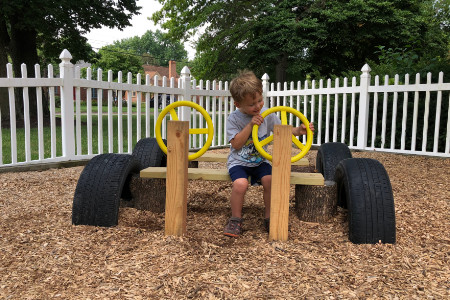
292, 122, 315, 136
230, 115, 264, 150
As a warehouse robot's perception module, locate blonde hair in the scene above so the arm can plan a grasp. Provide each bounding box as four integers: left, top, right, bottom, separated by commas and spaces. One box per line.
229, 70, 262, 103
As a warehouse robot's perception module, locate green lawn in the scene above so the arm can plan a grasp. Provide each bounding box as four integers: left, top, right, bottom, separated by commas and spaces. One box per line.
1, 114, 155, 164
1, 112, 223, 164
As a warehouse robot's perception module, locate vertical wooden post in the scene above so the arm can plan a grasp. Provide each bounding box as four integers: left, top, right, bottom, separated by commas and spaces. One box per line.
269, 124, 292, 241
165, 121, 189, 236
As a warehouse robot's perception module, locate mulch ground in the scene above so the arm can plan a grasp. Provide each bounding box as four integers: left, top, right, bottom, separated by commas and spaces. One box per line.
0, 149, 449, 299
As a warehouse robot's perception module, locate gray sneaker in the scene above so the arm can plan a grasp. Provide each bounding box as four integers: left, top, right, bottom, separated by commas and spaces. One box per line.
223, 217, 243, 237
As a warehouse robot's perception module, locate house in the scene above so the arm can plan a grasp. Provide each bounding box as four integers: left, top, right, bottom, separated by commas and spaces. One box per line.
128, 60, 180, 103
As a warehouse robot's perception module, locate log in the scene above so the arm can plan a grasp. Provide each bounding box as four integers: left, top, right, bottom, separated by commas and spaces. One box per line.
120, 175, 166, 213
295, 180, 337, 223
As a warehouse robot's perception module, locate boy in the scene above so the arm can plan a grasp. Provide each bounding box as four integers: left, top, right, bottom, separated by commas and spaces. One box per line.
224, 71, 314, 237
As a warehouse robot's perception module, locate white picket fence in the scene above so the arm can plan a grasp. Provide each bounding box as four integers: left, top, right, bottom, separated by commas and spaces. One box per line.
0, 49, 449, 169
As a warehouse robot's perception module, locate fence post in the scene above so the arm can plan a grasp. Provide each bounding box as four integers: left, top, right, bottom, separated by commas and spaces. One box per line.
357, 64, 371, 149
180, 66, 191, 121
262, 73, 270, 108
59, 49, 75, 159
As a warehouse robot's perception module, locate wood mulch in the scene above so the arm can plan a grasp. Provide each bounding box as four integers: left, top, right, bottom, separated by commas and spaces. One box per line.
0, 149, 449, 299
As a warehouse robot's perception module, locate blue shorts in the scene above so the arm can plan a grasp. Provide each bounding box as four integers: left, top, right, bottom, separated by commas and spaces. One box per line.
228, 162, 272, 186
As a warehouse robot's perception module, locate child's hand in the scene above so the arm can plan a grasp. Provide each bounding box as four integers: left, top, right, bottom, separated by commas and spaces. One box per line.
250, 114, 264, 126
293, 122, 314, 136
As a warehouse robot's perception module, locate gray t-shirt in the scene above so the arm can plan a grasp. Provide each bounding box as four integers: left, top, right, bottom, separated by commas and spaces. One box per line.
226, 107, 281, 170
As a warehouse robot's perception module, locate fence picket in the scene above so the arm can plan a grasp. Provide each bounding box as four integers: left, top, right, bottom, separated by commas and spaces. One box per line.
107, 70, 114, 153
136, 73, 142, 144
325, 79, 331, 143
97, 68, 103, 154
117, 71, 124, 153
333, 78, 339, 142
371, 76, 379, 148
422, 73, 432, 152
127, 72, 133, 153
446, 94, 450, 154
433, 72, 444, 153
350, 77, 356, 147
390, 75, 399, 150
411, 74, 420, 152
75, 66, 82, 155
48, 65, 56, 158
381, 75, 389, 149
86, 67, 93, 155
400, 74, 410, 150
341, 77, 348, 144
34, 64, 44, 160
21, 64, 31, 162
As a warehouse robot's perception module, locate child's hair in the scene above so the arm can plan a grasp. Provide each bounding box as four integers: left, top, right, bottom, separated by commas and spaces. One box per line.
229, 70, 262, 103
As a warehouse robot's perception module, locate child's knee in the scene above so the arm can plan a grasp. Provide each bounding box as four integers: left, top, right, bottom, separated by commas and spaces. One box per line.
232, 178, 248, 193
261, 175, 272, 187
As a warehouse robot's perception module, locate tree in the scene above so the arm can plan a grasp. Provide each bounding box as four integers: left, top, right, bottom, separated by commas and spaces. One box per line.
0, 0, 140, 123
153, 0, 448, 82
91, 45, 145, 82
113, 30, 188, 67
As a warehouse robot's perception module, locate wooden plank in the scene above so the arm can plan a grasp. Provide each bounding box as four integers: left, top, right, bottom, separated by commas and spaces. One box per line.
165, 121, 189, 236
191, 152, 309, 166
269, 125, 292, 241
140, 167, 324, 186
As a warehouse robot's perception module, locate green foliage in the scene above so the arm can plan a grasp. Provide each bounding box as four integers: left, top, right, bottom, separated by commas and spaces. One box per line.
153, 0, 449, 83
1, 0, 141, 63
112, 30, 188, 67
90, 45, 145, 82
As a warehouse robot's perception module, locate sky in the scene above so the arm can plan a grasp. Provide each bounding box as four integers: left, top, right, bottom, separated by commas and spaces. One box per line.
83, 0, 196, 60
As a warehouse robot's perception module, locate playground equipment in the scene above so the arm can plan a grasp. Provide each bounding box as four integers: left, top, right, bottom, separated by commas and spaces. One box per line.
72, 102, 396, 244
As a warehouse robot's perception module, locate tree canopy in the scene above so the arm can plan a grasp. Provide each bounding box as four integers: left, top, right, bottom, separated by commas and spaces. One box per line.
153, 0, 449, 82
112, 29, 188, 67
90, 45, 144, 82
0, 0, 140, 120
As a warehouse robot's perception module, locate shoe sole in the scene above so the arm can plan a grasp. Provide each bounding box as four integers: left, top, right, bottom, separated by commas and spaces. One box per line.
223, 232, 240, 237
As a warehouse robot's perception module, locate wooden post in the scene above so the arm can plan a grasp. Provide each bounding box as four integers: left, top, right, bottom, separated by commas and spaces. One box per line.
165, 121, 189, 236
269, 124, 292, 241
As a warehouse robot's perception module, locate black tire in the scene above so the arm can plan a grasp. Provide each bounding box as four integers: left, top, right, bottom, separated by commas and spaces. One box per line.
316, 142, 352, 181
72, 153, 141, 227
132, 138, 167, 170
335, 158, 396, 244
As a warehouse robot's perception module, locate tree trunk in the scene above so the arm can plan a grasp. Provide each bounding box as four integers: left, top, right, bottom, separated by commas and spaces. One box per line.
275, 53, 288, 84
121, 175, 166, 213
9, 21, 50, 124
0, 17, 9, 125
295, 181, 337, 223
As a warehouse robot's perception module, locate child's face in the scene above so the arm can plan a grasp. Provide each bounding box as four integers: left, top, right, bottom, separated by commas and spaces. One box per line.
235, 92, 264, 116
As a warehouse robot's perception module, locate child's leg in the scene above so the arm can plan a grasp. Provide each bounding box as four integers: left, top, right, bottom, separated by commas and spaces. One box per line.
229, 178, 248, 218
261, 174, 272, 219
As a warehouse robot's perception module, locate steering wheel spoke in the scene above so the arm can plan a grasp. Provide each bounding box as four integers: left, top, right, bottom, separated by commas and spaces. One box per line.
259, 135, 273, 147
292, 135, 305, 150
189, 127, 209, 135
169, 109, 178, 120
280, 111, 288, 125
252, 106, 313, 162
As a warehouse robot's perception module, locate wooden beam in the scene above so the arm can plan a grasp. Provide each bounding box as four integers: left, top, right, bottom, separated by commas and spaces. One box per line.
140, 167, 324, 186
191, 152, 309, 166
165, 121, 189, 236
269, 125, 292, 241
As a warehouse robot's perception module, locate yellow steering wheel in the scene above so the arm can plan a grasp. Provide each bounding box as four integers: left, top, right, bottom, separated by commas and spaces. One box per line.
155, 101, 214, 160
252, 106, 313, 162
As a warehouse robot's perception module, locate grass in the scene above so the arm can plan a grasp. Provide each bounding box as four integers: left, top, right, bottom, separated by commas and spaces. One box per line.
1, 111, 225, 165
55, 101, 154, 114
1, 114, 155, 164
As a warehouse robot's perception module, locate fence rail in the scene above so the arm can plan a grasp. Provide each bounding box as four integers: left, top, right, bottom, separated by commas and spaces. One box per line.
0, 49, 448, 169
